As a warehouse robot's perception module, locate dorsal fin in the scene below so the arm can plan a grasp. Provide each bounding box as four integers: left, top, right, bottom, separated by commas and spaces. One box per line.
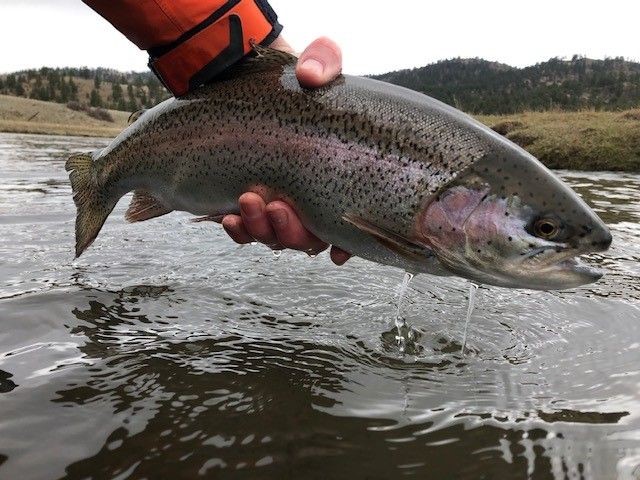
252, 43, 297, 63
217, 44, 297, 81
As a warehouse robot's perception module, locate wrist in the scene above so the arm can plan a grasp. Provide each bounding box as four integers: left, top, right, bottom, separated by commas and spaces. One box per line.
149, 0, 282, 97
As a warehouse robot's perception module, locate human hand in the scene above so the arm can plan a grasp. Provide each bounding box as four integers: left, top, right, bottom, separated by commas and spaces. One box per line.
220, 37, 351, 266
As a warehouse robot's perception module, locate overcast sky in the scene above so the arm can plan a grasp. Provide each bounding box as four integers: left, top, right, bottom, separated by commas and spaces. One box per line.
1, 0, 638, 75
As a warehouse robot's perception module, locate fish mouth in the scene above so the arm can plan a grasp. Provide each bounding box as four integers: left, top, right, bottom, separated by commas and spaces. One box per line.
555, 256, 603, 281
523, 244, 604, 290
525, 246, 604, 285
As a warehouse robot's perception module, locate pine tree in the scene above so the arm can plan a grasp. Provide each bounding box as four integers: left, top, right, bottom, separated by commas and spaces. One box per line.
68, 77, 78, 101
5, 74, 16, 90
59, 80, 70, 102
111, 82, 123, 103
90, 88, 103, 107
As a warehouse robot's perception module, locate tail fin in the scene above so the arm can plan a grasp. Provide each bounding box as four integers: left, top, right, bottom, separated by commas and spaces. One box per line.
65, 153, 114, 258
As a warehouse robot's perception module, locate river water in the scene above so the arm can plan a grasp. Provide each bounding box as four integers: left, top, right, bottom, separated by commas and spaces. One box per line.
0, 132, 639, 479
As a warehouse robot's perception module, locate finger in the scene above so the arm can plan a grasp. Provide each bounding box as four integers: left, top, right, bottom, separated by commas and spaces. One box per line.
265, 201, 328, 253
330, 246, 352, 266
222, 215, 254, 244
296, 36, 343, 88
239, 192, 279, 247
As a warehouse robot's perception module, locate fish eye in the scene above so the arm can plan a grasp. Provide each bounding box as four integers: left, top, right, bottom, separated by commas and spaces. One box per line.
533, 218, 560, 240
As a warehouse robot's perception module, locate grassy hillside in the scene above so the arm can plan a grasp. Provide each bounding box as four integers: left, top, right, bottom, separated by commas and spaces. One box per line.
0, 94, 129, 137
0, 67, 167, 112
478, 109, 640, 171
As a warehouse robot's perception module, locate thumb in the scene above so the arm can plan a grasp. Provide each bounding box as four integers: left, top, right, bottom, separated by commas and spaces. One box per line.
296, 37, 343, 88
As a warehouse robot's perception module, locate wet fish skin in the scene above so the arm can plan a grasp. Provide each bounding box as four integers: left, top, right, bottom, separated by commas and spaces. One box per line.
66, 48, 611, 290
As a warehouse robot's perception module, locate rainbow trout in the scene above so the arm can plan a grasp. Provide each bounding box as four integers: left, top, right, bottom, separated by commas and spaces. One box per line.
66, 48, 611, 290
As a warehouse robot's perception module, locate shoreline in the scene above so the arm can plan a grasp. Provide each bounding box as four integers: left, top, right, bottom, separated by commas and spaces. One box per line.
0, 120, 122, 138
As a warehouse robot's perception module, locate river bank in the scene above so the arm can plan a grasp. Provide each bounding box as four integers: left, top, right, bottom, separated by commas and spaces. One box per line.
1, 94, 638, 171
478, 109, 640, 171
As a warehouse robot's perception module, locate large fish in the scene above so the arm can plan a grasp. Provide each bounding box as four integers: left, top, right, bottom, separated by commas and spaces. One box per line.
66, 48, 611, 290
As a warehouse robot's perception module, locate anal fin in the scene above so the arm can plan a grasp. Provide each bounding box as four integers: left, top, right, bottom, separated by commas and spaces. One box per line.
342, 213, 432, 261
125, 190, 172, 223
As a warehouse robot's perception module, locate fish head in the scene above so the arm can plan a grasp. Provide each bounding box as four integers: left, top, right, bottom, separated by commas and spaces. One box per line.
419, 141, 612, 290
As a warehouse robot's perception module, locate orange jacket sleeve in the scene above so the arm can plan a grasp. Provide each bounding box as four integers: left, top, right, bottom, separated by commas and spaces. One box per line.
83, 0, 282, 96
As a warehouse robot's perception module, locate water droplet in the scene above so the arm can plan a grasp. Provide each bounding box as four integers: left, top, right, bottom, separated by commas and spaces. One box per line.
395, 272, 414, 351
461, 283, 479, 354
272, 250, 282, 259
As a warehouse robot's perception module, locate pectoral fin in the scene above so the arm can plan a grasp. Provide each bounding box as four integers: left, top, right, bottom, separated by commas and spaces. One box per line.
342, 214, 432, 261
125, 190, 172, 223
191, 215, 225, 223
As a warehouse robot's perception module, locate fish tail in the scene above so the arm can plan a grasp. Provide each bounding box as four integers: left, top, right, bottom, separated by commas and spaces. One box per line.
65, 153, 116, 258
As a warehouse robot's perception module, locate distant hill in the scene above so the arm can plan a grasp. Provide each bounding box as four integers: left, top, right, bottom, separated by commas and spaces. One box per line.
0, 67, 168, 113
2, 56, 640, 115
373, 56, 640, 114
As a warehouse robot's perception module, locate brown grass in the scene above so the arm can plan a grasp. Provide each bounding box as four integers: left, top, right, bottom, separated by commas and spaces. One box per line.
476, 110, 640, 171
0, 94, 128, 137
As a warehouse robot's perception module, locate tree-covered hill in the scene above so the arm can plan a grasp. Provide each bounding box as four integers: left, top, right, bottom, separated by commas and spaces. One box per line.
373, 56, 640, 114
2, 55, 640, 115
0, 67, 168, 112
